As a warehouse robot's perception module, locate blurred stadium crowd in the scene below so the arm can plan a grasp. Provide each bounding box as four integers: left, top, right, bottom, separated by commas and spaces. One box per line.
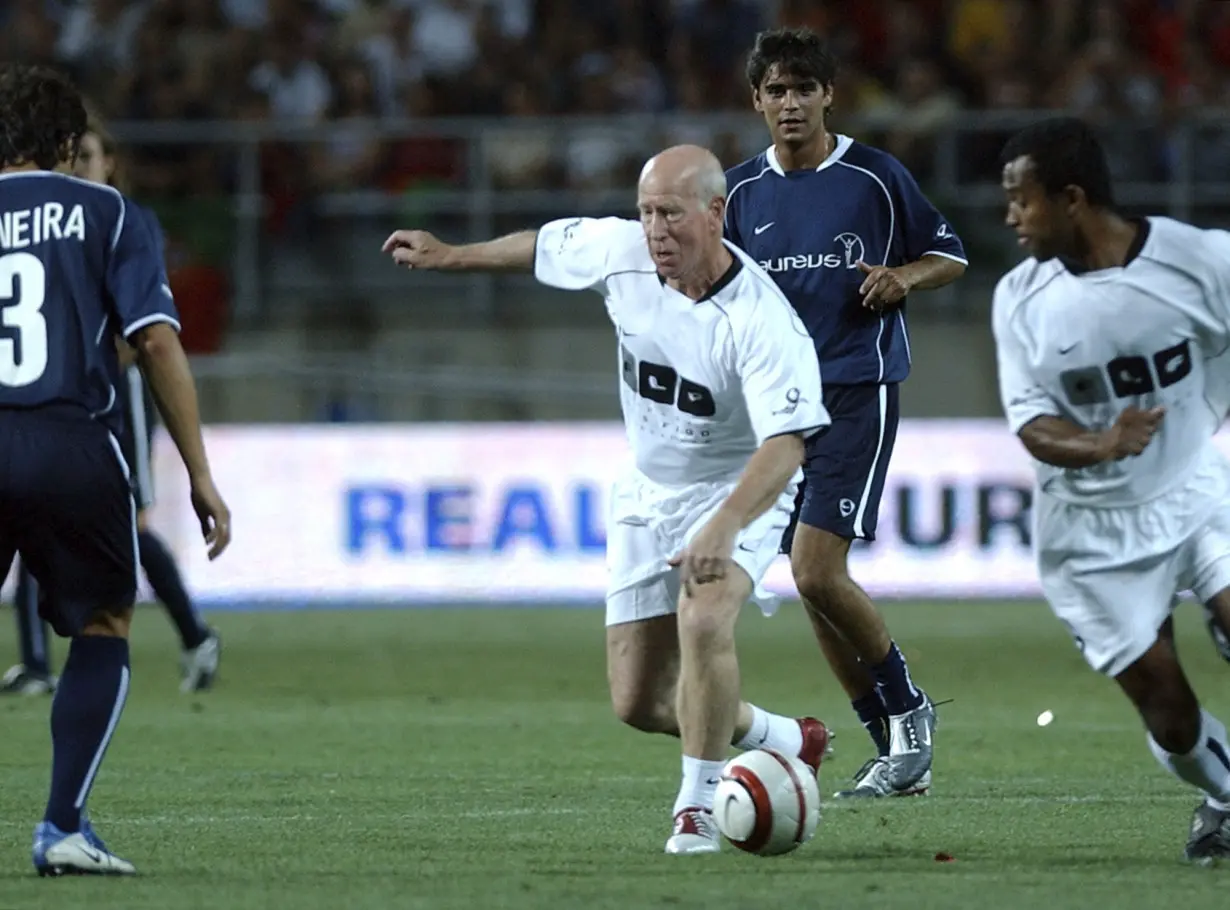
4, 0, 1228, 353
5, 0, 1229, 186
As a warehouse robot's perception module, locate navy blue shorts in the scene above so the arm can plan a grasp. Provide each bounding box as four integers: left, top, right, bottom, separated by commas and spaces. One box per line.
781, 383, 899, 552
0, 409, 137, 637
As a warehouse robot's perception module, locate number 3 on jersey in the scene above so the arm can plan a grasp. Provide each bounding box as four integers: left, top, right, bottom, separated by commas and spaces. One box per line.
0, 252, 48, 387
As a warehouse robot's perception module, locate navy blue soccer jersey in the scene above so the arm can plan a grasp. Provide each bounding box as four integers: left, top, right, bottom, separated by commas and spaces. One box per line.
725, 135, 967, 385
0, 171, 180, 435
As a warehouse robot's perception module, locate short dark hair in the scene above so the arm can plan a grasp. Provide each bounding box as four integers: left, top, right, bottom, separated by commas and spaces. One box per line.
999, 117, 1115, 209
746, 27, 838, 92
0, 64, 87, 171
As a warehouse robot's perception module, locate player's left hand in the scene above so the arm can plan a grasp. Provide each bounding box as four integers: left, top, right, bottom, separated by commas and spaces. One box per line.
856, 261, 912, 312
189, 474, 232, 561
382, 229, 457, 270
669, 511, 740, 593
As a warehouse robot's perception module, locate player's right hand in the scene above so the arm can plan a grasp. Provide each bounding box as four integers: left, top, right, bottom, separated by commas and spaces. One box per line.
190, 474, 232, 561
382, 230, 456, 270
1104, 405, 1165, 459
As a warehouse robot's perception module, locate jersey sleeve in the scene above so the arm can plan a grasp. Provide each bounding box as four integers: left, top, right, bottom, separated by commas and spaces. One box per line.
1199, 230, 1230, 334
723, 171, 745, 249
140, 205, 168, 266
736, 296, 830, 444
1194, 229, 1230, 421
992, 278, 1060, 433
107, 199, 181, 340
891, 160, 968, 266
533, 216, 632, 293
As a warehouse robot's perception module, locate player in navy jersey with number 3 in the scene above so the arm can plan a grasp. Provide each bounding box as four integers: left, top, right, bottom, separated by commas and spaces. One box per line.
3, 115, 223, 697
725, 29, 968, 799
0, 65, 231, 876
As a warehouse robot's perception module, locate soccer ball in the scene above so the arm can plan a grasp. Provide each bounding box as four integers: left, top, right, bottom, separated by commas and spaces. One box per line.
712, 749, 821, 856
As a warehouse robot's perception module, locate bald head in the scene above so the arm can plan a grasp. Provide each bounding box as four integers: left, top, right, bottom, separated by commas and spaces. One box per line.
637, 144, 731, 285
639, 144, 727, 211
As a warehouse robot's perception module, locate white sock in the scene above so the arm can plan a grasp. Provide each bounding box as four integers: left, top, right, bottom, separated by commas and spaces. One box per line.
1148, 709, 1230, 810
733, 704, 804, 756
673, 755, 726, 816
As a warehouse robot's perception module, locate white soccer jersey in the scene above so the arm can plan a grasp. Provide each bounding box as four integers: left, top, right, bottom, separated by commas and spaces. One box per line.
993, 216, 1230, 507
534, 216, 830, 486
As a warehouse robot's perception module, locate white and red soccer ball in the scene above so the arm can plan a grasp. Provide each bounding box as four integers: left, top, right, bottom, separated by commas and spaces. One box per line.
712, 749, 821, 856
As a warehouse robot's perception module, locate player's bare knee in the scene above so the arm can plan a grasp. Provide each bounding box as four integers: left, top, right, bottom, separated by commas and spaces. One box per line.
605, 617, 679, 733
790, 530, 852, 603
1141, 693, 1202, 754
676, 585, 741, 650
1117, 644, 1201, 752
792, 560, 848, 612
609, 686, 676, 734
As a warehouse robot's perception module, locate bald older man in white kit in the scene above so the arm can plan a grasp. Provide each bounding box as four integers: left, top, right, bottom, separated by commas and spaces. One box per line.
383, 145, 833, 854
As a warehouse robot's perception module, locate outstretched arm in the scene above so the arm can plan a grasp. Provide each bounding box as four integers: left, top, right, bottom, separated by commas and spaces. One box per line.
382, 229, 538, 272
385, 217, 638, 293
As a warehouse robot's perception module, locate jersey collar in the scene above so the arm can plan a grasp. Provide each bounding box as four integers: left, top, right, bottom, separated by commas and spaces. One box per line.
766, 134, 854, 177
1060, 217, 1151, 277
656, 255, 744, 303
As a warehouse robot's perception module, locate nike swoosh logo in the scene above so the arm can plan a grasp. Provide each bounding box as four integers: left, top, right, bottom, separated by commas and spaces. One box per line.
753, 222, 774, 235
79, 846, 104, 864
1059, 343, 1078, 354
706, 777, 722, 785
737, 543, 755, 552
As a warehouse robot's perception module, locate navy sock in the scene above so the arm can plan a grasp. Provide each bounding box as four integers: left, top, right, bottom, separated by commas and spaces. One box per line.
15, 566, 52, 676
869, 642, 925, 716
44, 636, 131, 833
139, 530, 208, 650
852, 692, 891, 757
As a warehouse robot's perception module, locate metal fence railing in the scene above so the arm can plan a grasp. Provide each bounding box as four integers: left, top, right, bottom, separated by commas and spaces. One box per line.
112, 109, 1230, 327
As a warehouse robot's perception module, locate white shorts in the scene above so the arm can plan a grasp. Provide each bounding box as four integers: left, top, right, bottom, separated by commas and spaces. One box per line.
1036, 450, 1230, 677
604, 470, 795, 627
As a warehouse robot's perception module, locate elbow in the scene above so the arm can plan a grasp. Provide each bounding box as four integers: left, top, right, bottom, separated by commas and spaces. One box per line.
1017, 425, 1046, 463
1018, 418, 1062, 464
130, 322, 181, 365
938, 260, 967, 285
1017, 417, 1108, 469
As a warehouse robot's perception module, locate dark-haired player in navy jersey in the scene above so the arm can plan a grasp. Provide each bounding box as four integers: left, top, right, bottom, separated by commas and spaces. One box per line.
0, 63, 231, 875
2, 114, 222, 698
726, 28, 967, 799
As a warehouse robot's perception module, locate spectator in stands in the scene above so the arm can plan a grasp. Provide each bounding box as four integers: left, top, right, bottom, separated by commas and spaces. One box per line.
249, 26, 332, 121
486, 80, 556, 189
29, 0, 1230, 326
881, 56, 962, 180
57, 0, 147, 78
311, 59, 386, 190
412, 0, 480, 78
1, 0, 60, 65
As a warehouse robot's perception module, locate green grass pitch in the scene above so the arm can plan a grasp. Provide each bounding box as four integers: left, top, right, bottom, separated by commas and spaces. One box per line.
1, 600, 1229, 909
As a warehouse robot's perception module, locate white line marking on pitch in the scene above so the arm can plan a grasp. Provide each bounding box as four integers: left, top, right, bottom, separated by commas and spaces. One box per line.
0, 795, 1192, 830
